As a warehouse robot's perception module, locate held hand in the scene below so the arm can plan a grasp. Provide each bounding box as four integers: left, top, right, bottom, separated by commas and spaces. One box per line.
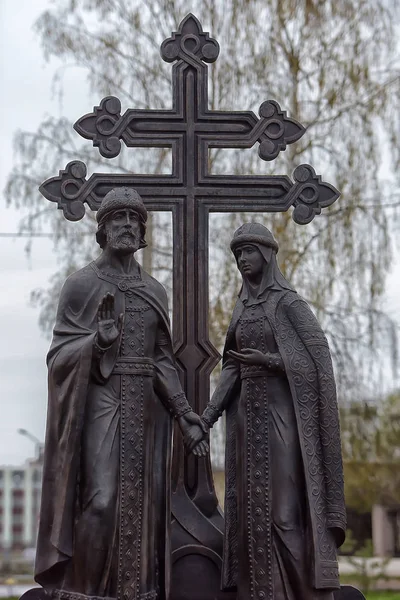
191, 439, 209, 458
178, 411, 207, 451
183, 425, 207, 452
228, 348, 268, 366
178, 410, 208, 434
97, 293, 123, 348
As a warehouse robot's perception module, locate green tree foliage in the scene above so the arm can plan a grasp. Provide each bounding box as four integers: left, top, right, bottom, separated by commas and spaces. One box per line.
4, 0, 400, 395
342, 391, 400, 512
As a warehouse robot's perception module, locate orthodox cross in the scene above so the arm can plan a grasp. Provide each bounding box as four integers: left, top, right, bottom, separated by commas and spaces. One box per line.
40, 14, 339, 600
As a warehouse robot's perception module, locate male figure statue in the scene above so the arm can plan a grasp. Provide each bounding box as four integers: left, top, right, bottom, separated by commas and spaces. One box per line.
35, 188, 207, 600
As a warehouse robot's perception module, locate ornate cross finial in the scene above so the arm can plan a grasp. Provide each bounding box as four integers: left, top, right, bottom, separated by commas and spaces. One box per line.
38, 17, 342, 599
161, 13, 220, 65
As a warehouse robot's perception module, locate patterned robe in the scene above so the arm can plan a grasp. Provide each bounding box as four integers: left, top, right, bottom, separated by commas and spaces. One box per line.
212, 289, 345, 599
35, 262, 190, 600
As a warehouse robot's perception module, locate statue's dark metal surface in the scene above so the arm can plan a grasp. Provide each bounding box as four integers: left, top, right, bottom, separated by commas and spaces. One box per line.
198, 223, 345, 599
34, 189, 208, 600
35, 12, 365, 600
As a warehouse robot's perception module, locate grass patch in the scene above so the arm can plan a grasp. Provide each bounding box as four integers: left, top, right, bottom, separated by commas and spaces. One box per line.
365, 594, 400, 599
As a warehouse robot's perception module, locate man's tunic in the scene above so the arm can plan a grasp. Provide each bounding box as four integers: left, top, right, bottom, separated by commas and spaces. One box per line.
35, 262, 191, 600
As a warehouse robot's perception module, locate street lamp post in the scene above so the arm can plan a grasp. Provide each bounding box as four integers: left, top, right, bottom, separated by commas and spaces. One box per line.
17, 429, 44, 464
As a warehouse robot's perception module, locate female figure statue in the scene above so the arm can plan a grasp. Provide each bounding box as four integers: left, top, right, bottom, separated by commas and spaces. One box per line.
200, 223, 346, 600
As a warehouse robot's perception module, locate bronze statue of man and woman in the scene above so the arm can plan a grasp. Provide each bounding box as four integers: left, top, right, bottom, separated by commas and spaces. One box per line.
35, 188, 346, 600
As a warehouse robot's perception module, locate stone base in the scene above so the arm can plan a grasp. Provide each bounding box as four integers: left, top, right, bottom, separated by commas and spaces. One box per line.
20, 584, 366, 600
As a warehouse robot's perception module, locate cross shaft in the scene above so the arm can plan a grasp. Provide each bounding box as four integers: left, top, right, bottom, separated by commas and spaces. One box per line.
39, 14, 340, 598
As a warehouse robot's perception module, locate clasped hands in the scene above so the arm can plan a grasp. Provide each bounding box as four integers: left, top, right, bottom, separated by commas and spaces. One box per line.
178, 412, 209, 458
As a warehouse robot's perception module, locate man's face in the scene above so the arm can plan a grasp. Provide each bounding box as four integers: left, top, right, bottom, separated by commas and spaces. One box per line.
105, 209, 141, 254
235, 244, 265, 280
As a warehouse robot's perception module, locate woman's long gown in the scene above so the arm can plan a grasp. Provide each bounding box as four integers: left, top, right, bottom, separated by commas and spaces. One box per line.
234, 302, 334, 600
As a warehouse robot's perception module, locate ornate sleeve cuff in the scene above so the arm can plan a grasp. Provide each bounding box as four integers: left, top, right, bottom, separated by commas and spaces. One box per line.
327, 512, 346, 528
265, 352, 285, 373
167, 392, 192, 418
201, 402, 223, 429
327, 516, 346, 548
93, 335, 112, 355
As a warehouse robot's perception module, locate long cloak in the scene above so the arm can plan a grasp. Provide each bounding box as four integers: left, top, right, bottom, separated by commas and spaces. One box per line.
218, 289, 346, 593
35, 262, 185, 600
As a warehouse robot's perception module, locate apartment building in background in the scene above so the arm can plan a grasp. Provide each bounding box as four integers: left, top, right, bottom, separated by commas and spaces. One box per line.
0, 452, 43, 551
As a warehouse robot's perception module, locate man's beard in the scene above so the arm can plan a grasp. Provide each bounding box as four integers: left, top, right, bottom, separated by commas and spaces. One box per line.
106, 229, 139, 253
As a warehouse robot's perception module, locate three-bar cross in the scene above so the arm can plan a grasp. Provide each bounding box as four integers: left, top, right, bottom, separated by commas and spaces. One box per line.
40, 14, 340, 599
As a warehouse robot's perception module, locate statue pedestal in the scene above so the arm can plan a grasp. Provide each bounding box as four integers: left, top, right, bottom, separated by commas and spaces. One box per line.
20, 583, 366, 600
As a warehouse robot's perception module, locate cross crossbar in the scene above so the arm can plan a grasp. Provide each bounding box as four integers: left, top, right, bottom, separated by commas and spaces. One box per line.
39, 14, 340, 598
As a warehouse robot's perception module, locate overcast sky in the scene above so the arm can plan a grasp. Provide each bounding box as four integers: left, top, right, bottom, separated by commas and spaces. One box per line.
0, 0, 91, 465
0, 0, 399, 466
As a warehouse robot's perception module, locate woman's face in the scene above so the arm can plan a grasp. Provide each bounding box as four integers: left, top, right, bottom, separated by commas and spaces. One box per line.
235, 244, 265, 280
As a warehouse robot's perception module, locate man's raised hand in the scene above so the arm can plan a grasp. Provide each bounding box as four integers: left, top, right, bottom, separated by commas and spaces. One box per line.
97, 293, 123, 348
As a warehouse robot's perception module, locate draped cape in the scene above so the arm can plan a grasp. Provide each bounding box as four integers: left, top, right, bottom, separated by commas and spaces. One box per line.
221, 289, 346, 591
35, 263, 174, 594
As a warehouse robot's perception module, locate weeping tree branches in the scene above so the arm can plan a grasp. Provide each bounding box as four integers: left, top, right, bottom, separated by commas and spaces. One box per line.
4, 0, 400, 396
